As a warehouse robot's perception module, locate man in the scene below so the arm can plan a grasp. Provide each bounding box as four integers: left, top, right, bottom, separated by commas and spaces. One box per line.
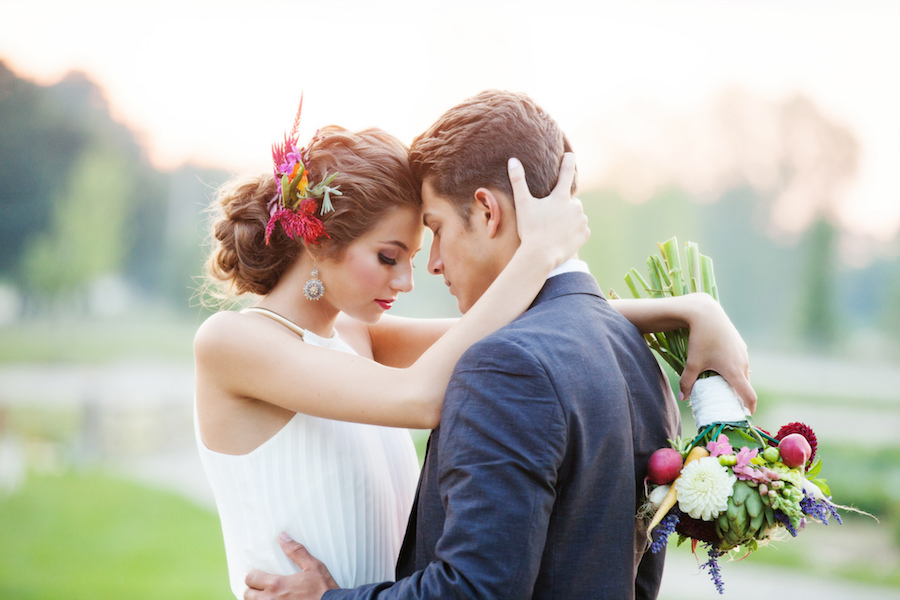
246, 90, 681, 599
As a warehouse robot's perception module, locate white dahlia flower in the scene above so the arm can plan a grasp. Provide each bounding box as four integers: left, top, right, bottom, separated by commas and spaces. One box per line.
674, 456, 736, 520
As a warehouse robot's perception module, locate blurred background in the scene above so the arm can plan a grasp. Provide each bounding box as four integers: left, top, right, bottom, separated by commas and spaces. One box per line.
1, 1, 899, 598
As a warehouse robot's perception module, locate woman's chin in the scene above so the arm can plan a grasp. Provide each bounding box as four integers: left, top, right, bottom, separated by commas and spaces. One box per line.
346, 307, 386, 325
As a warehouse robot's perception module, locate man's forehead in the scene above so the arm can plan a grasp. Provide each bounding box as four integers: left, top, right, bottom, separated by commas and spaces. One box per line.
420, 177, 437, 201
420, 179, 448, 215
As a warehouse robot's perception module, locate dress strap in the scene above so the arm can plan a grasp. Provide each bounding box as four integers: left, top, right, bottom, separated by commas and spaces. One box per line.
240, 307, 305, 340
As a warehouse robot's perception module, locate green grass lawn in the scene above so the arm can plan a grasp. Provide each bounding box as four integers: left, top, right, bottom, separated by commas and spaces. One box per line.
0, 469, 231, 600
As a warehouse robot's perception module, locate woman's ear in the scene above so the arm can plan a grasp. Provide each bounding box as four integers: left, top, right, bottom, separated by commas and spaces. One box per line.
301, 240, 327, 264
473, 187, 504, 237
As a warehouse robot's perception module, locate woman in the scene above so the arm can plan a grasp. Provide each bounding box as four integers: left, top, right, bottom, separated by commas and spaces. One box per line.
194, 115, 753, 598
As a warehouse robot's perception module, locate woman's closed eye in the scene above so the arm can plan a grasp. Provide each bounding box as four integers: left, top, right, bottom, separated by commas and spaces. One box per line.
378, 252, 397, 266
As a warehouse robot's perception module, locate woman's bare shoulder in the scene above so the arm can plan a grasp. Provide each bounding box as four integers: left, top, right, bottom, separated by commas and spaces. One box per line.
193, 310, 284, 362
194, 310, 243, 352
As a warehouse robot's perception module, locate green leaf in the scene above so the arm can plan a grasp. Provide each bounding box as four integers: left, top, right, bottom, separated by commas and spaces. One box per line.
319, 171, 339, 187
810, 477, 831, 497
806, 457, 823, 479
646, 257, 665, 297
625, 271, 644, 299
701, 255, 719, 301
281, 173, 292, 206
659, 237, 685, 295
724, 427, 763, 449
287, 169, 306, 207
686, 241, 701, 293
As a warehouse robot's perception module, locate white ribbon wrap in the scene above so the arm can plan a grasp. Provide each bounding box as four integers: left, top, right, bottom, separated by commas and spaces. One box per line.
689, 375, 750, 428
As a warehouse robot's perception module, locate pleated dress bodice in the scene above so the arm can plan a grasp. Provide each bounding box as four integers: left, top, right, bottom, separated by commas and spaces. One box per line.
196, 327, 420, 599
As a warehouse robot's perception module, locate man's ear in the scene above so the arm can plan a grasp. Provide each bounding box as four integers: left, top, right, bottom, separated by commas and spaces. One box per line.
472, 187, 504, 238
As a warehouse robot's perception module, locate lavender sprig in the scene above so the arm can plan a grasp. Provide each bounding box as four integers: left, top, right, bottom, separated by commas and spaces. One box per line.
774, 510, 799, 537
701, 545, 726, 595
800, 489, 843, 525
649, 510, 680, 554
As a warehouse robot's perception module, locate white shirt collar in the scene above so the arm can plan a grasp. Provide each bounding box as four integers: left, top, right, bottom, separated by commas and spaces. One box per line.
548, 258, 590, 278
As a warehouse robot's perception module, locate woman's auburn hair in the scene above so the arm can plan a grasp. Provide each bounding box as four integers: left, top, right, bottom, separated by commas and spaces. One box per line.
203, 126, 420, 300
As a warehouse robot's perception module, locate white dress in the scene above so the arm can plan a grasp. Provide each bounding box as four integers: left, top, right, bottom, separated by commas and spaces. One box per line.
195, 323, 420, 599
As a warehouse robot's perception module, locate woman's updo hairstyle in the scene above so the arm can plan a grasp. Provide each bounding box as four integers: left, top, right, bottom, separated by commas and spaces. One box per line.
204, 126, 420, 301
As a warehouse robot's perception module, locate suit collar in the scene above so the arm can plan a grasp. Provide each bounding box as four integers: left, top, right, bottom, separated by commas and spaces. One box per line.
530, 271, 604, 309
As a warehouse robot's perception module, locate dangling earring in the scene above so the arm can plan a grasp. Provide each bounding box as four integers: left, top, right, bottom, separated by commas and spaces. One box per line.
304, 266, 325, 301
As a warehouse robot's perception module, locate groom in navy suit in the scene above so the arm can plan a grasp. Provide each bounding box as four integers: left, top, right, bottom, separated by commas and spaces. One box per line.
246, 90, 681, 599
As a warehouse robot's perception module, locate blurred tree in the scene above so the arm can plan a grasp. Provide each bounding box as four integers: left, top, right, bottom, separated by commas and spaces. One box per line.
20, 146, 132, 299
769, 96, 857, 350
122, 166, 170, 297
877, 258, 900, 346
0, 62, 88, 278
0, 62, 218, 314
162, 166, 230, 309
795, 218, 838, 348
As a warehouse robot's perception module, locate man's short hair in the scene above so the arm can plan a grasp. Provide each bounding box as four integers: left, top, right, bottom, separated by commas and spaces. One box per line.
409, 90, 576, 222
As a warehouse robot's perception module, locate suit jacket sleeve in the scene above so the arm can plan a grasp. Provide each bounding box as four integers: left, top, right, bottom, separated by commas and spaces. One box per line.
325, 336, 566, 599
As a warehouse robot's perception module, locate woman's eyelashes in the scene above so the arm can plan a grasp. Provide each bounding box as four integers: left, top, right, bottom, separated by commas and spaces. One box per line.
379, 253, 417, 269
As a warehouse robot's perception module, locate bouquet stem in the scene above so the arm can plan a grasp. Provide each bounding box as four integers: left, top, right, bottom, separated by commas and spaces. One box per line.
689, 375, 749, 428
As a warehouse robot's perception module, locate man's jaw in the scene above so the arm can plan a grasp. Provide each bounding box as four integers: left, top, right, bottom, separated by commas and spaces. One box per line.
445, 282, 473, 314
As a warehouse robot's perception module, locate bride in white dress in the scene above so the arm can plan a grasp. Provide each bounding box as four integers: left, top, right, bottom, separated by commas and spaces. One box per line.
194, 111, 754, 599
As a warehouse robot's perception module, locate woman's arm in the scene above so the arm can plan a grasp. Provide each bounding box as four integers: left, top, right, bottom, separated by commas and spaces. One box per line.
610, 294, 757, 413
366, 295, 757, 413
366, 315, 456, 368
197, 154, 588, 430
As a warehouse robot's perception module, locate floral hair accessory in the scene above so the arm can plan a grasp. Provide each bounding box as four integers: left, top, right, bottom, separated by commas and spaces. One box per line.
265, 95, 342, 245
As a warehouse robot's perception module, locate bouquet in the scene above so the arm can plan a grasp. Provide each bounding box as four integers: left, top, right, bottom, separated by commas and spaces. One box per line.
612, 237, 851, 594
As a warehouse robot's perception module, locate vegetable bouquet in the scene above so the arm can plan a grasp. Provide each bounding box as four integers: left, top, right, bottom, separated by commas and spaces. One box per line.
612, 237, 851, 595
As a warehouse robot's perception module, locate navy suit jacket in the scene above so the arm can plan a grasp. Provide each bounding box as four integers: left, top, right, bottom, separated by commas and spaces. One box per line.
326, 272, 680, 599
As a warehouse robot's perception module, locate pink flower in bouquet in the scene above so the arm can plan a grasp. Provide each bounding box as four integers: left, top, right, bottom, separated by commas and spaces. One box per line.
706, 435, 733, 457
732, 447, 763, 482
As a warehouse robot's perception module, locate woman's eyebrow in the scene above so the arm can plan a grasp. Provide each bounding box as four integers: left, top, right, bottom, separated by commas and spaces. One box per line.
380, 240, 410, 252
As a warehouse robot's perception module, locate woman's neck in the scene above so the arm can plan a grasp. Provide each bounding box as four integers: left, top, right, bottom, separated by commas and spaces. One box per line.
260, 261, 339, 338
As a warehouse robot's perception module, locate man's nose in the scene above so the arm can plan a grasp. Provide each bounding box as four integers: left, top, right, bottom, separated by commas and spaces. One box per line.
427, 245, 442, 275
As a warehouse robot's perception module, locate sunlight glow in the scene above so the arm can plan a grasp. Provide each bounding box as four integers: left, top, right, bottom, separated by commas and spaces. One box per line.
2, 0, 898, 240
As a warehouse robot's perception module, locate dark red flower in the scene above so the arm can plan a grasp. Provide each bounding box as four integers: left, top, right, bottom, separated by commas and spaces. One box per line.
775, 422, 818, 468
264, 202, 329, 246
675, 514, 721, 547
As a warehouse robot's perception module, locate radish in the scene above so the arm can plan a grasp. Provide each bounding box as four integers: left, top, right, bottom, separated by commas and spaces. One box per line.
778, 433, 812, 469
647, 447, 685, 485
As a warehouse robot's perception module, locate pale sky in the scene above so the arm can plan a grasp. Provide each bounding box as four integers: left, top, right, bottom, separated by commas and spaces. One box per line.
3, 0, 899, 246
